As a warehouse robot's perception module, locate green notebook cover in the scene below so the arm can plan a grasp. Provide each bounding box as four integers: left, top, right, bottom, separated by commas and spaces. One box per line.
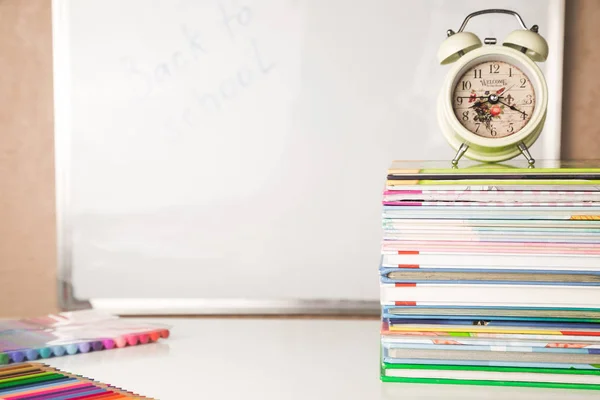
388, 160, 600, 175
380, 362, 600, 390
386, 160, 600, 187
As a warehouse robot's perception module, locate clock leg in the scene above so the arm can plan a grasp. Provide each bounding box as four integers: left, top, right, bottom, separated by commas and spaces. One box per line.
451, 143, 469, 167
517, 141, 535, 167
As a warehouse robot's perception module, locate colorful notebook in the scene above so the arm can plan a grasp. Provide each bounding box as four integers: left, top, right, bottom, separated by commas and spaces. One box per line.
381, 362, 600, 390
0, 363, 154, 399
381, 305, 600, 322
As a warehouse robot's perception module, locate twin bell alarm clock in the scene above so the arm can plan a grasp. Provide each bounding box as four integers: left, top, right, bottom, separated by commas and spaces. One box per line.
436, 9, 549, 166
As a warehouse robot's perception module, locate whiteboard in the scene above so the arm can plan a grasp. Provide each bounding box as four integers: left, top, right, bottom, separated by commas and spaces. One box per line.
53, 0, 565, 314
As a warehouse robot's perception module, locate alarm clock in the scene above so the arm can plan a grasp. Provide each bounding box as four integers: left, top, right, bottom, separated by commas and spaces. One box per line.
436, 9, 549, 166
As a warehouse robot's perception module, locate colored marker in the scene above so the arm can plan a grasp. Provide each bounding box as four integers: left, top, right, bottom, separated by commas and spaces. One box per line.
25, 349, 38, 361
65, 345, 78, 355
138, 334, 149, 345
78, 342, 91, 353
7, 352, 25, 363
159, 329, 170, 339
125, 336, 138, 346
91, 341, 103, 351
0, 313, 170, 365
51, 346, 65, 357
113, 337, 127, 348
38, 348, 52, 359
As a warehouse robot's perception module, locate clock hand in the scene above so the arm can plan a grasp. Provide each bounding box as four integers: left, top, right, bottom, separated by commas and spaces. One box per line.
497, 84, 515, 97
497, 99, 528, 117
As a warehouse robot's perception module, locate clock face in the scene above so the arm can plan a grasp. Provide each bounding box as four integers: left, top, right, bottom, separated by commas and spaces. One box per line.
452, 60, 535, 138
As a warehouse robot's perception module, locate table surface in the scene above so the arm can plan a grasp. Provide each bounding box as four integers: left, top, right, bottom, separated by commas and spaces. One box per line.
42, 318, 599, 400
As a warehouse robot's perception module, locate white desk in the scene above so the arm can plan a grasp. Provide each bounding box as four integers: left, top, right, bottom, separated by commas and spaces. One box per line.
44, 318, 598, 399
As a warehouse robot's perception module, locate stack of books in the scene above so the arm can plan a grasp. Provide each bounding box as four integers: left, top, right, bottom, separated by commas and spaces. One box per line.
379, 160, 600, 390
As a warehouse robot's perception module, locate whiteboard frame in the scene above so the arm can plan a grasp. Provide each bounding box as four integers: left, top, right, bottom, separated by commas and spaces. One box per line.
52, 0, 565, 316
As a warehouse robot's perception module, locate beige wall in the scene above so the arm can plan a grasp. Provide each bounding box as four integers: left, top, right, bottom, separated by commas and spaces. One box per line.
561, 0, 600, 159
0, 1, 598, 317
0, 0, 57, 317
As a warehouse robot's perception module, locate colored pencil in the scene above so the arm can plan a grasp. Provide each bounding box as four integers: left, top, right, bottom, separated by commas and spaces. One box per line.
0, 363, 153, 399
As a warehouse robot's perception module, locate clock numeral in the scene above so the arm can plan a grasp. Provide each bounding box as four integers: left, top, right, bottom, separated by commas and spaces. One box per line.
490, 126, 498, 137
474, 69, 482, 78
475, 123, 481, 133
489, 64, 500, 74
456, 96, 463, 105
461, 80, 471, 90
520, 78, 527, 88
509, 68, 512, 77
523, 94, 533, 105
508, 123, 514, 133
522, 112, 527, 120
462, 111, 469, 121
